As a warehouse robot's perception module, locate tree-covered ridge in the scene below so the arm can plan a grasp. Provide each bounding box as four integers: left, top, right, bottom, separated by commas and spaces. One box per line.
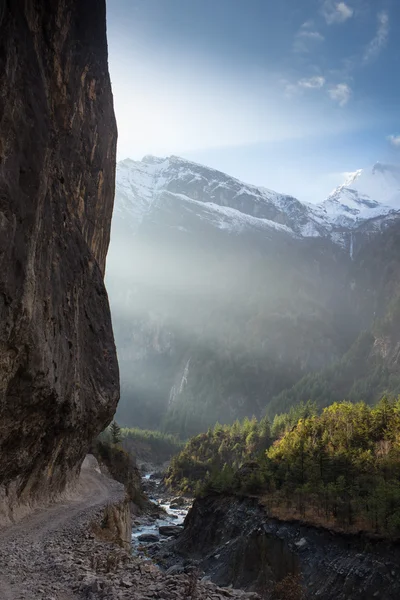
120, 427, 182, 464
164, 402, 316, 493
164, 415, 272, 494
168, 398, 400, 537
264, 398, 400, 535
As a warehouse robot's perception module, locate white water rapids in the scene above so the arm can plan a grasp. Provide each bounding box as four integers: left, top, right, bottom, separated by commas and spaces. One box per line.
131, 473, 190, 557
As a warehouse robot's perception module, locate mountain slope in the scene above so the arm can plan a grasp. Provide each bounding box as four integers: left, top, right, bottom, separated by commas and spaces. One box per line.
107, 156, 400, 435
269, 219, 400, 417
114, 156, 400, 241
115, 155, 320, 237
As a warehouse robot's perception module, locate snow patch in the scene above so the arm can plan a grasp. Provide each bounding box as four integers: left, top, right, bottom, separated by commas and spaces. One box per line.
166, 191, 296, 235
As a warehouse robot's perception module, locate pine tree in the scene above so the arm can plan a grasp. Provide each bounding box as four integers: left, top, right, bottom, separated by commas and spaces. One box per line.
110, 420, 122, 445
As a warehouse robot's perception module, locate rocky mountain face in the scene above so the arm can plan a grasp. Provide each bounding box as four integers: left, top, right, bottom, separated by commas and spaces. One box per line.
114, 156, 400, 245
107, 156, 400, 434
0, 0, 118, 521
169, 494, 400, 599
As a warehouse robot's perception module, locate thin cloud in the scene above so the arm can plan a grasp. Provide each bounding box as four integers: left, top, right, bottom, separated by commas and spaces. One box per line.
301, 20, 315, 30
322, 1, 354, 24
298, 76, 326, 89
328, 83, 352, 106
300, 31, 325, 41
283, 76, 326, 96
387, 135, 400, 148
293, 23, 324, 53
363, 11, 389, 63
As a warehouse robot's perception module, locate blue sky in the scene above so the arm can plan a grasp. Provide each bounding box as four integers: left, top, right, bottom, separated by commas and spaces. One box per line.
106, 0, 400, 202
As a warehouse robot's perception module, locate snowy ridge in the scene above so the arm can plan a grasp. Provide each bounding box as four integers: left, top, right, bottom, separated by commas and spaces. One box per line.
321, 163, 400, 227
114, 158, 167, 232
165, 191, 296, 235
114, 156, 400, 243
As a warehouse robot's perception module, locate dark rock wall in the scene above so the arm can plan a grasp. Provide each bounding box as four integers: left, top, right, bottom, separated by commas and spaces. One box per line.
0, 0, 118, 519
174, 495, 400, 599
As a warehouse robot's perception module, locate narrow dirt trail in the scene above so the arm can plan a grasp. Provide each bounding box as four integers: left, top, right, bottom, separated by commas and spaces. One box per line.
0, 459, 261, 600
0, 457, 125, 600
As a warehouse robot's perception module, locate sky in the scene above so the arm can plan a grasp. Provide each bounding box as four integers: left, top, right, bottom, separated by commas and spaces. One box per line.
106, 0, 400, 203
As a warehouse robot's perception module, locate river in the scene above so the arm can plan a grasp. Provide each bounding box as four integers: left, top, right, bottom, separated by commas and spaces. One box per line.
131, 472, 191, 559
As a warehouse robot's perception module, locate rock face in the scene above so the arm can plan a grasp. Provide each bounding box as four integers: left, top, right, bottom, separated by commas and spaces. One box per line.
0, 0, 118, 520
172, 495, 400, 599
92, 441, 144, 508
93, 498, 132, 552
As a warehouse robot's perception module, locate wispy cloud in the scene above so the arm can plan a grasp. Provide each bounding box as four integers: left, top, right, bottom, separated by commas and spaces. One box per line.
285, 78, 351, 107
328, 83, 352, 106
293, 22, 325, 53
322, 1, 354, 25
298, 76, 326, 89
283, 76, 326, 97
387, 135, 400, 148
363, 11, 389, 63
301, 31, 325, 42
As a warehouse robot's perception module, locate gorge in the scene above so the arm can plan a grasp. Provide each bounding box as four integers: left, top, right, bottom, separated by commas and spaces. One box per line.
2, 0, 400, 599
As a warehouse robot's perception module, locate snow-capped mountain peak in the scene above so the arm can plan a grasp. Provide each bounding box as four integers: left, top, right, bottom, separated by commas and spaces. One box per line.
114, 155, 400, 245
320, 162, 400, 227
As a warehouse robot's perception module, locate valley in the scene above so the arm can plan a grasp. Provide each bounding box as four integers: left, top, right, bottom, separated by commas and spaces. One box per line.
124, 435, 400, 599
2, 1, 400, 599
103, 152, 400, 597
107, 157, 400, 436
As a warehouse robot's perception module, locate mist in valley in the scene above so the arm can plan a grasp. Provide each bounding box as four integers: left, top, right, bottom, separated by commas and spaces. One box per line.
104, 0, 400, 441
105, 158, 400, 438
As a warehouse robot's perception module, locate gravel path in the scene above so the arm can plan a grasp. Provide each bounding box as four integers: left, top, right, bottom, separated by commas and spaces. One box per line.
0, 456, 125, 600
0, 457, 260, 600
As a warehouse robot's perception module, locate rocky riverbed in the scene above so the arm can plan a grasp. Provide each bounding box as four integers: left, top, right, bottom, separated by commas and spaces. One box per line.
131, 471, 192, 564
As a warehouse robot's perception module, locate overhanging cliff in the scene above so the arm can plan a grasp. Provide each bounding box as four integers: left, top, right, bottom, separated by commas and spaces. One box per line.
0, 0, 119, 520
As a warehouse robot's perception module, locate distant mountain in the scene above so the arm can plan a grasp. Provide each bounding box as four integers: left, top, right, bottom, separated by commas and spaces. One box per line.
107, 156, 400, 435
115, 155, 317, 237
114, 156, 400, 242
321, 162, 400, 228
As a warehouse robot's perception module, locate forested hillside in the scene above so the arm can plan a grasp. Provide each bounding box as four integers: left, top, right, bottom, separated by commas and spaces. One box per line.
167, 397, 400, 537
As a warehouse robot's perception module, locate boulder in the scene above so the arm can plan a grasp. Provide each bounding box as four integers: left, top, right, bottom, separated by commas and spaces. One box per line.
159, 525, 184, 538
171, 497, 185, 507
294, 537, 308, 550
138, 534, 160, 543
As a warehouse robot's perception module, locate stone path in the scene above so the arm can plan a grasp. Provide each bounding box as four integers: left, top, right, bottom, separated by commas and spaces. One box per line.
0, 457, 260, 600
